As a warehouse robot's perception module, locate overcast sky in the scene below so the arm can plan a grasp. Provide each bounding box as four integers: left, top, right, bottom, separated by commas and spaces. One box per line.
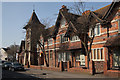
1, 2, 111, 48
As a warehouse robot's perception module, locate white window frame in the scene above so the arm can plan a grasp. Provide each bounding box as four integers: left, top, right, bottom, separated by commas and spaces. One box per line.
60, 34, 68, 43
58, 52, 70, 62
89, 23, 101, 37
70, 36, 80, 42
48, 38, 53, 46
90, 48, 104, 61
75, 53, 80, 61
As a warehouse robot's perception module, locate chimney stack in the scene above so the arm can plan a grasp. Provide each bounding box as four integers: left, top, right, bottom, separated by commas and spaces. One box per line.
60, 5, 69, 12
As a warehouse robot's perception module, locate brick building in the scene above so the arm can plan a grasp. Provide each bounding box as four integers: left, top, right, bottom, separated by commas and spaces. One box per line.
22, 10, 45, 66
19, 1, 120, 77
37, 2, 120, 76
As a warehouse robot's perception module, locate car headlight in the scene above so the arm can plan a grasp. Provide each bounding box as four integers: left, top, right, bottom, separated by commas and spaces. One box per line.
5, 65, 7, 67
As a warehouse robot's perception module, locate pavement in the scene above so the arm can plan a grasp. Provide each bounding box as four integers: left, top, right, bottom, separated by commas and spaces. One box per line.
1, 68, 120, 80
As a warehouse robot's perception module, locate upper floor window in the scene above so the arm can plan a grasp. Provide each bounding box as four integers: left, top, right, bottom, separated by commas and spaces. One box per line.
60, 34, 68, 43
48, 38, 53, 45
89, 24, 101, 37
27, 28, 31, 39
60, 18, 66, 28
95, 24, 100, 35
70, 36, 80, 42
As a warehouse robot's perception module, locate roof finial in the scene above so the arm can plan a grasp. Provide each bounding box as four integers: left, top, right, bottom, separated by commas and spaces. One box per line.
33, 4, 35, 12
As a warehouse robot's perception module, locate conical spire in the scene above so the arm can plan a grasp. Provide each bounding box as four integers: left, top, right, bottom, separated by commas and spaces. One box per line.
23, 10, 45, 29
28, 10, 40, 24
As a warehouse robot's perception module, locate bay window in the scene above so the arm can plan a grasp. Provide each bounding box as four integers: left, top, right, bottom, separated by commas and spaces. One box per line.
90, 48, 104, 61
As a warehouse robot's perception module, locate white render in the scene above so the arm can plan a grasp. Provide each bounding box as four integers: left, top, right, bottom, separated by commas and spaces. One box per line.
0, 48, 8, 61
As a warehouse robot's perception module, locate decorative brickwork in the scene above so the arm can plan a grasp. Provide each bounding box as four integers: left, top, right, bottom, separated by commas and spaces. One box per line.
94, 61, 104, 73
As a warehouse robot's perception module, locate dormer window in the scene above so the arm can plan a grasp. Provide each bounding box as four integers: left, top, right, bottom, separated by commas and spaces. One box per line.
60, 18, 66, 28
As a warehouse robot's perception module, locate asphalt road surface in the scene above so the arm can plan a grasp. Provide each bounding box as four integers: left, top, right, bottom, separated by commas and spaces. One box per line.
1, 68, 120, 80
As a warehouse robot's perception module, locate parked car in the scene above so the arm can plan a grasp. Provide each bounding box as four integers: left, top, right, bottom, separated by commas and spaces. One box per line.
0, 60, 7, 65
2, 62, 12, 69
9, 62, 24, 71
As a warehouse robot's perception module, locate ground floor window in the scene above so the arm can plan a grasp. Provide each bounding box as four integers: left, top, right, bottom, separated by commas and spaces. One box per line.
58, 52, 71, 62
113, 50, 120, 68
75, 52, 85, 66
90, 48, 104, 61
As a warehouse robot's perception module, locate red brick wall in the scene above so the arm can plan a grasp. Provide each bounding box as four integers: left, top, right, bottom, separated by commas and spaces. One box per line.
105, 70, 120, 78
67, 67, 90, 74
94, 61, 104, 73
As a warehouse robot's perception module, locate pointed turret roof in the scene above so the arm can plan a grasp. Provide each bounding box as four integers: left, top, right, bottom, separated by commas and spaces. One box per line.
28, 10, 40, 24
23, 10, 45, 29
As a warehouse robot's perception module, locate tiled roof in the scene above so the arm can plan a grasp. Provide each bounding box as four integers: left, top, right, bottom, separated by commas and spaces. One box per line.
94, 4, 111, 19
28, 11, 40, 24
23, 11, 45, 29
47, 25, 55, 37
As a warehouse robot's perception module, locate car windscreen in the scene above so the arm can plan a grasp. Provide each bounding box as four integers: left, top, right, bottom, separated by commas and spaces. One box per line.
5, 62, 11, 65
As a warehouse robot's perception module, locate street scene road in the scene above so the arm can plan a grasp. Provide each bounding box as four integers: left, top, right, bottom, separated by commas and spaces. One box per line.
2, 68, 119, 80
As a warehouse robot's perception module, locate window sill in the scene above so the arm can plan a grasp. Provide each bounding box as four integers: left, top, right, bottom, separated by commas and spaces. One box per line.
91, 59, 104, 61
70, 40, 80, 43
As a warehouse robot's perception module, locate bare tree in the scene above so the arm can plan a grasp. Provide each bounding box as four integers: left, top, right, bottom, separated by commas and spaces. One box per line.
36, 19, 53, 67
7, 45, 19, 61
62, 2, 107, 68
37, 29, 50, 67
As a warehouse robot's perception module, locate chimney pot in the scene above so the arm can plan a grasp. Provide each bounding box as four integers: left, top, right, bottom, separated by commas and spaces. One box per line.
62, 5, 66, 9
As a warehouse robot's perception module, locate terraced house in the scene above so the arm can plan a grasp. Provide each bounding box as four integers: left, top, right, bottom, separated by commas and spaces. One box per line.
19, 0, 120, 77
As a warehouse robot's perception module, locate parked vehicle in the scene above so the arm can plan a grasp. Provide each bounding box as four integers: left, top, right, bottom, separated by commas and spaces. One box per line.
0, 60, 7, 65
2, 62, 12, 69
9, 62, 24, 71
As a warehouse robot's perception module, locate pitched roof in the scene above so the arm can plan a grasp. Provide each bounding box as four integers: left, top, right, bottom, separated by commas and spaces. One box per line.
52, 6, 80, 37
28, 11, 41, 24
94, 4, 111, 19
104, 35, 120, 47
102, 0, 120, 20
46, 25, 55, 37
23, 10, 45, 29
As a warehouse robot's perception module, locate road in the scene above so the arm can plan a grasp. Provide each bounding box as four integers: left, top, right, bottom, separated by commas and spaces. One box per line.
1, 68, 119, 80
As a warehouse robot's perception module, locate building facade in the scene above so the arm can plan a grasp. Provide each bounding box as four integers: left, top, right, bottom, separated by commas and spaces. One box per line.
20, 1, 120, 77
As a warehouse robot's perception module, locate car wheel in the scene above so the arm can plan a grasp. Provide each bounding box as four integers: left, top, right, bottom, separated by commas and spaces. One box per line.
9, 67, 11, 71
11, 68, 14, 71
